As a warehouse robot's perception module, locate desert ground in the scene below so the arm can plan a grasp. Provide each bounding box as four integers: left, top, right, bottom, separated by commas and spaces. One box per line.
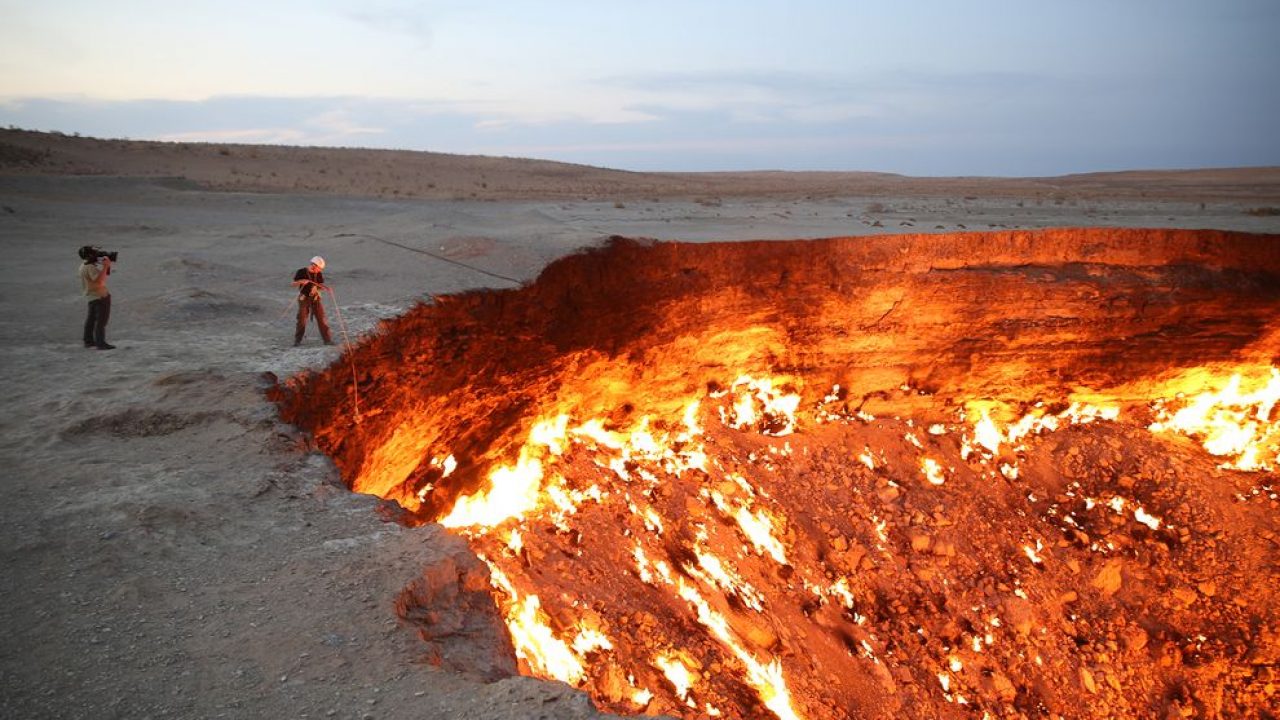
1, 130, 1278, 719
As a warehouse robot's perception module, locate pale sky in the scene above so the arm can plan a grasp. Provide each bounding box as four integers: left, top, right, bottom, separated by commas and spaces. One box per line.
2, 0, 1277, 175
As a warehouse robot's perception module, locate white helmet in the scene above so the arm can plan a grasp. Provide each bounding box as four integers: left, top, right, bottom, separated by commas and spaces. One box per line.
310, 256, 326, 270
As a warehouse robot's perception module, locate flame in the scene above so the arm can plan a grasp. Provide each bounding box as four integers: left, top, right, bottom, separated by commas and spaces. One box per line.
708, 484, 789, 565
962, 400, 1122, 462
1022, 540, 1044, 565
675, 581, 802, 720
735, 505, 788, 564
424, 365, 1277, 719
573, 627, 614, 655
921, 457, 947, 486
1134, 506, 1162, 530
571, 418, 625, 449
655, 653, 696, 701
828, 577, 856, 609
486, 564, 587, 684
440, 450, 545, 528
972, 409, 1002, 454
692, 549, 765, 611
858, 449, 876, 470
1149, 367, 1280, 470
962, 366, 1280, 471
631, 530, 801, 719
632, 687, 654, 707
721, 375, 802, 436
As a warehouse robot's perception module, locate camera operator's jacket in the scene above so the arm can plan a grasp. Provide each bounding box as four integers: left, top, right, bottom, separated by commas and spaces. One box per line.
79, 261, 109, 299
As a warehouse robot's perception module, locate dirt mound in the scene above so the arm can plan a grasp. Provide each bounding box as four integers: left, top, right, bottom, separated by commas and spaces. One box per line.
62, 407, 228, 439
153, 288, 266, 324
275, 229, 1280, 719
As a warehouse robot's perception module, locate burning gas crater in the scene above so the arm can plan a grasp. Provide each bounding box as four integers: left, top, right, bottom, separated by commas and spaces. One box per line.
276, 230, 1280, 719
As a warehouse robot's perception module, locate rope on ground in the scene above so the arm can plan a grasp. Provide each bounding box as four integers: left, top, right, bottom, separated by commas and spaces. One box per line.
332, 232, 523, 285
271, 298, 296, 325
323, 286, 362, 424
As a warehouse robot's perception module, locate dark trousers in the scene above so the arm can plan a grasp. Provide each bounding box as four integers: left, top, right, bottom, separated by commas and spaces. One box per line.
295, 294, 332, 344
83, 295, 111, 347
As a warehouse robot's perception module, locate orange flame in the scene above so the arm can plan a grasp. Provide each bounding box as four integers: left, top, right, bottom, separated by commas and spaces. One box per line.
430, 364, 1276, 720
1149, 367, 1280, 470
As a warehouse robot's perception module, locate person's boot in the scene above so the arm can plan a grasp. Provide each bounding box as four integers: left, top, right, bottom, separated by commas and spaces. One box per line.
96, 343, 116, 350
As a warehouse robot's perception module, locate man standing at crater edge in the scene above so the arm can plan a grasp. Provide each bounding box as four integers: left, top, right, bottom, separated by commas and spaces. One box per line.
292, 255, 333, 347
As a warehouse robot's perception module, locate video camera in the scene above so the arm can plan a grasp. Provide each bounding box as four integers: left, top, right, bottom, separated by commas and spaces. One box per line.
78, 246, 119, 263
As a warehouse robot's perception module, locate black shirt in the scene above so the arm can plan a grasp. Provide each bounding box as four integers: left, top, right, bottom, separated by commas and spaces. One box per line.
294, 267, 325, 297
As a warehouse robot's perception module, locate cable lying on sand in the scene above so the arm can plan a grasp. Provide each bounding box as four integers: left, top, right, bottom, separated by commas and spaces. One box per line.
332, 232, 523, 285
323, 285, 361, 424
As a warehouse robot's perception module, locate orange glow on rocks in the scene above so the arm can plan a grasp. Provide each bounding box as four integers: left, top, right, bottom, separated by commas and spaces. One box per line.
275, 229, 1280, 719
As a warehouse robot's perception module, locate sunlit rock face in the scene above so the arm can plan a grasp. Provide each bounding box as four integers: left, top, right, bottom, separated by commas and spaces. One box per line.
276, 229, 1280, 720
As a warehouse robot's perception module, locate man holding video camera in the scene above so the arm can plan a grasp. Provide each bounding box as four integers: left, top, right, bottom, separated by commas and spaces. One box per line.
78, 245, 116, 350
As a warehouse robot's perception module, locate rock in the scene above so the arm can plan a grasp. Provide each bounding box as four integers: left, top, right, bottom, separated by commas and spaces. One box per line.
1080, 666, 1098, 693
910, 533, 932, 552
1126, 625, 1157, 653
982, 670, 1018, 703
394, 548, 518, 680
1091, 559, 1123, 596
877, 485, 901, 503
730, 614, 779, 651
1003, 597, 1035, 637
684, 495, 704, 516
1197, 581, 1216, 597
632, 611, 658, 630
844, 545, 867, 572
1172, 587, 1197, 607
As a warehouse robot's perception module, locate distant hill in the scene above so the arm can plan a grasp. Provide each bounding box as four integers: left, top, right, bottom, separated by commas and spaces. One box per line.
3, 128, 1279, 202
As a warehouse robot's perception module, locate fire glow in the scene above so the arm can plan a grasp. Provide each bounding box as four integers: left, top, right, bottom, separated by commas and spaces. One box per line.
418, 366, 1277, 719
275, 230, 1280, 719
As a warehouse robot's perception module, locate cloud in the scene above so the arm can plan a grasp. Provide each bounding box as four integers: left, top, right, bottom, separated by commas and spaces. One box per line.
592, 67, 1073, 129
305, 109, 385, 139
599, 67, 1058, 100
157, 127, 311, 144
1, 88, 1275, 176
343, 2, 437, 47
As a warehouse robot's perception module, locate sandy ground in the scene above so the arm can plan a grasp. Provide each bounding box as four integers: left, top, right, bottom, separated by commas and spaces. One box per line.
1, 141, 1279, 720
